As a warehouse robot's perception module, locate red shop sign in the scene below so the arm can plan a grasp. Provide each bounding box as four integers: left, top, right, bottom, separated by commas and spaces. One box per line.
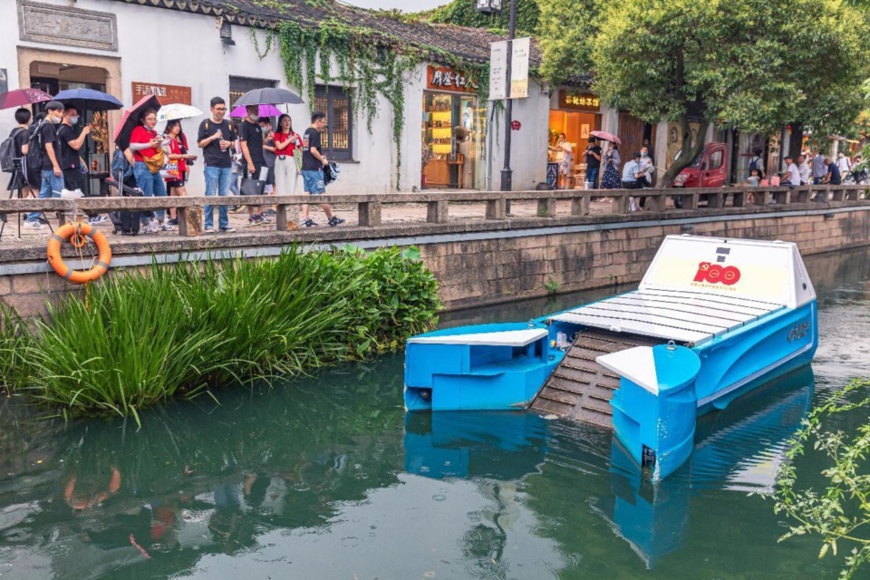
511, 120, 522, 131
131, 82, 192, 105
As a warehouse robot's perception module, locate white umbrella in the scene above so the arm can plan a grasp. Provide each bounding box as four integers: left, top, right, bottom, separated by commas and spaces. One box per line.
156, 103, 203, 122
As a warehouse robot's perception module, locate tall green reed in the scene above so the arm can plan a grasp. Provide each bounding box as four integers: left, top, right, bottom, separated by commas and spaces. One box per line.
0, 245, 440, 422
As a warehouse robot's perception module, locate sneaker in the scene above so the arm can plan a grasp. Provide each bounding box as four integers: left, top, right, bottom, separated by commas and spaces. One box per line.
248, 215, 264, 225
263, 209, 277, 216
142, 224, 159, 234
302, 218, 317, 227
89, 215, 109, 225
258, 213, 272, 223
219, 227, 237, 233
38, 217, 49, 225
204, 226, 214, 233
327, 216, 345, 227
230, 205, 244, 213
23, 219, 43, 230
167, 218, 179, 226
159, 222, 176, 231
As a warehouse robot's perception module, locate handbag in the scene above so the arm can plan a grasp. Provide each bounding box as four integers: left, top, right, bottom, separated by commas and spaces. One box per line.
143, 149, 166, 174
160, 161, 180, 180
294, 152, 303, 173
240, 176, 265, 196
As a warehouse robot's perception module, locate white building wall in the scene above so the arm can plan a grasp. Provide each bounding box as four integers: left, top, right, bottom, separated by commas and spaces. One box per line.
2, 0, 549, 195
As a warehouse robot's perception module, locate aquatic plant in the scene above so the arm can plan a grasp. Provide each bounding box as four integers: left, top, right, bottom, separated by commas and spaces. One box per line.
772, 377, 870, 579
0, 246, 440, 422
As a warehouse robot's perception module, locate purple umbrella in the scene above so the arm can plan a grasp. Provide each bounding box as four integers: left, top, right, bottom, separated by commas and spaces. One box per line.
230, 104, 282, 118
0, 88, 53, 110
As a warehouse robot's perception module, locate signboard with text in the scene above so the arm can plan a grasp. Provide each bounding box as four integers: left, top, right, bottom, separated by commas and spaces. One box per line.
488, 40, 507, 101
426, 66, 476, 94
559, 90, 600, 112
132, 82, 191, 105
509, 37, 530, 99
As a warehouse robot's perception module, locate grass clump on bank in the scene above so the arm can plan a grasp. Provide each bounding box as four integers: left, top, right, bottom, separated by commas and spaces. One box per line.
0, 245, 440, 422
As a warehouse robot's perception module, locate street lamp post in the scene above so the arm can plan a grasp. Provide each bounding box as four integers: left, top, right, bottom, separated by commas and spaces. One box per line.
476, 0, 516, 212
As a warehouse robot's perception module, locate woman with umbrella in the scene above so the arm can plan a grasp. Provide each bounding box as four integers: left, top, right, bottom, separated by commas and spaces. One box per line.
129, 108, 173, 233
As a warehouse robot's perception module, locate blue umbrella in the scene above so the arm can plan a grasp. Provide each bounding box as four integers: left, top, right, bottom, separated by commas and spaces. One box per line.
54, 88, 123, 112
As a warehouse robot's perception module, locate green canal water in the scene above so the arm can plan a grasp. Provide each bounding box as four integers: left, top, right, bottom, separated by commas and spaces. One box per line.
0, 249, 869, 579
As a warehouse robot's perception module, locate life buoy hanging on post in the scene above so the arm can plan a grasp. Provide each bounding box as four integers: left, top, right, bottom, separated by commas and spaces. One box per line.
46, 222, 112, 284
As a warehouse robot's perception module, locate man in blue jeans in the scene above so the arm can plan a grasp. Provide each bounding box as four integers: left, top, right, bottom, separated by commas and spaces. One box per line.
197, 97, 237, 233
300, 111, 344, 227
24, 100, 65, 228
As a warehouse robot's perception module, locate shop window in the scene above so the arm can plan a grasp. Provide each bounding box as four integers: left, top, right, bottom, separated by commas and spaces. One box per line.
314, 85, 353, 161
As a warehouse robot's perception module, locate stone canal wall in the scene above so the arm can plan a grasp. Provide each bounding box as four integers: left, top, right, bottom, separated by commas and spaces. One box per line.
2, 202, 869, 316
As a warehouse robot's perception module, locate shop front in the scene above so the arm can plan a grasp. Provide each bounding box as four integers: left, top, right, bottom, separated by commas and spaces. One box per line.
547, 89, 602, 187
421, 66, 485, 190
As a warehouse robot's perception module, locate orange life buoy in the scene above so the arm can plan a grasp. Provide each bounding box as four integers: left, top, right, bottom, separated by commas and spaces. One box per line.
46, 222, 112, 284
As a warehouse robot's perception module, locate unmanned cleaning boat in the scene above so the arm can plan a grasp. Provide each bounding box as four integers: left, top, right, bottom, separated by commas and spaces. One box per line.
403, 235, 819, 480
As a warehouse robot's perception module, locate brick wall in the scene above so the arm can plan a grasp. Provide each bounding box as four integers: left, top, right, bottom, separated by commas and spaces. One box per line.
3, 209, 870, 317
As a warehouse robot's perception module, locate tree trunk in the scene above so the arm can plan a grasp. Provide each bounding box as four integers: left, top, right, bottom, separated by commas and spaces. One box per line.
656, 116, 710, 188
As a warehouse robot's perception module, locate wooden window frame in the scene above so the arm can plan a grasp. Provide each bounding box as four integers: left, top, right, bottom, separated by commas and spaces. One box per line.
314, 85, 353, 162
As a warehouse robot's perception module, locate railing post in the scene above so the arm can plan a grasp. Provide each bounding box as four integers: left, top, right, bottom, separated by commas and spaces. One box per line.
613, 192, 628, 213
685, 192, 700, 210
773, 189, 789, 205
570, 193, 589, 216
733, 191, 746, 207
358, 201, 382, 227
537, 197, 557, 217
486, 198, 506, 220
276, 204, 289, 231
832, 188, 844, 202
427, 200, 448, 224
707, 190, 724, 208
177, 207, 189, 236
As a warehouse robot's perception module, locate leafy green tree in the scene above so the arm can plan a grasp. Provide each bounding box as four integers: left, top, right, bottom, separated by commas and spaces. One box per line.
536, 0, 600, 87
590, 0, 870, 187
423, 0, 541, 35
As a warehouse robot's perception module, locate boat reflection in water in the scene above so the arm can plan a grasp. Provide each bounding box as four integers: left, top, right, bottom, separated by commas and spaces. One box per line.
403, 366, 814, 568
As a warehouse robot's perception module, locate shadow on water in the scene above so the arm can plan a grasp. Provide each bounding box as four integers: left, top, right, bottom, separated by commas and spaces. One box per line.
404, 365, 815, 573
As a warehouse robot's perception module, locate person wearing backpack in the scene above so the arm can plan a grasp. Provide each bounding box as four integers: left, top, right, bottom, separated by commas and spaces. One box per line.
24, 101, 65, 228
2, 108, 31, 195
748, 148, 765, 181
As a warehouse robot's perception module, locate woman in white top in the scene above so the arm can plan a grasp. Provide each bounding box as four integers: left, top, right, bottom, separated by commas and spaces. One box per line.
837, 152, 851, 174
549, 133, 573, 189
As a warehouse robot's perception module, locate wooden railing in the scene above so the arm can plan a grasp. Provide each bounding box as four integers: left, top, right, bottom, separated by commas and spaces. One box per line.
1, 184, 867, 237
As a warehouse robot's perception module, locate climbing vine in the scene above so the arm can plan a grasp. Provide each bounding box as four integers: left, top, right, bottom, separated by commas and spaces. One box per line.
250, 17, 490, 191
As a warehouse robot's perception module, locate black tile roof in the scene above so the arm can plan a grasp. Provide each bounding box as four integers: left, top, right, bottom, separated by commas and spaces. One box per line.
110, 0, 542, 68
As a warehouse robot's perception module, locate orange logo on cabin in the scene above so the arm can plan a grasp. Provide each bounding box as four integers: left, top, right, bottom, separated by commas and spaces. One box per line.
694, 262, 741, 286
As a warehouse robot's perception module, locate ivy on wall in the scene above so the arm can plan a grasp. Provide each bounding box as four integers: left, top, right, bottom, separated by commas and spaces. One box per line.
250, 18, 491, 191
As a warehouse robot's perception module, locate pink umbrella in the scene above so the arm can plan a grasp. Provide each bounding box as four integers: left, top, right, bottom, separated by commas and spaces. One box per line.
0, 88, 53, 110
113, 94, 161, 149
590, 130, 621, 144
230, 104, 282, 118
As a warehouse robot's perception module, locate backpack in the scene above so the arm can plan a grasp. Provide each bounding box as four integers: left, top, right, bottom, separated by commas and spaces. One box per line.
22, 122, 47, 186
322, 161, 340, 185
748, 156, 764, 175
0, 128, 25, 173
111, 147, 133, 181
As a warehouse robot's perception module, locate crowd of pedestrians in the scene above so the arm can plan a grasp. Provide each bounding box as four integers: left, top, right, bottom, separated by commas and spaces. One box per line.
4, 95, 345, 234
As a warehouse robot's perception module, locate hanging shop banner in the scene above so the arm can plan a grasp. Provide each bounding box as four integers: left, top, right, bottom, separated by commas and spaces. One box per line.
489, 40, 508, 101
510, 37, 530, 99
426, 66, 477, 94
559, 90, 601, 112
132, 82, 192, 105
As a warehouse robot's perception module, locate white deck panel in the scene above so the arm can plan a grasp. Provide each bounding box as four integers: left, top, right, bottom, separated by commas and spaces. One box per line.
550, 288, 787, 345
408, 328, 548, 347
553, 312, 711, 343
612, 292, 771, 319
640, 286, 783, 309
596, 347, 659, 395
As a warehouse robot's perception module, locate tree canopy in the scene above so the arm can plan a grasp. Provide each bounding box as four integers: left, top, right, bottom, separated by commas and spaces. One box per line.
588, 0, 870, 185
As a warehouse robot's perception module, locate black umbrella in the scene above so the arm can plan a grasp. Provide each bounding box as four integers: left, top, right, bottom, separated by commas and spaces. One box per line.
113, 94, 161, 150
233, 87, 304, 107
54, 88, 123, 112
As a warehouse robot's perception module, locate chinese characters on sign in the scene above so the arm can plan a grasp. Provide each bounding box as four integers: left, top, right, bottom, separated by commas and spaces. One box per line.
509, 37, 530, 99
427, 66, 477, 94
558, 90, 601, 112
131, 82, 192, 105
488, 41, 507, 101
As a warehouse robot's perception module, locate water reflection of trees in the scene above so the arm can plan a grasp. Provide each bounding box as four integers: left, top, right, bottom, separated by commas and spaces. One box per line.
0, 357, 406, 577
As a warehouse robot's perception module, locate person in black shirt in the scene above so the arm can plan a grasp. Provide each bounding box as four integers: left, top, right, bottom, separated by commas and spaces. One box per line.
238, 105, 267, 225
56, 105, 91, 193
300, 111, 344, 227
6, 108, 30, 195
584, 137, 602, 189
197, 97, 237, 232
24, 100, 64, 227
